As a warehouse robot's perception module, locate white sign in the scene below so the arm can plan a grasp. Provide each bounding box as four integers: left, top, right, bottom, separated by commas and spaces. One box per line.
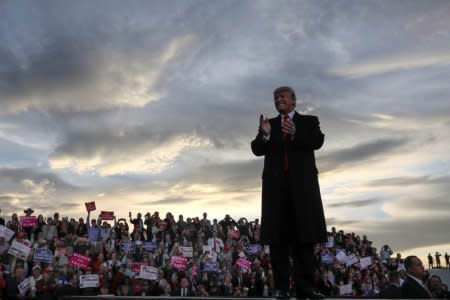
139, 265, 158, 280
359, 256, 372, 269
8, 240, 31, 260
325, 236, 334, 248
79, 274, 99, 288
202, 245, 212, 254
0, 225, 15, 241
336, 251, 347, 263
179, 246, 193, 258
18, 276, 33, 295
339, 283, 353, 295
345, 254, 359, 267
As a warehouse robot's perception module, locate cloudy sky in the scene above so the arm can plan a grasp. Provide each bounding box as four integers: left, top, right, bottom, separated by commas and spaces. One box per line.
1, 0, 449, 259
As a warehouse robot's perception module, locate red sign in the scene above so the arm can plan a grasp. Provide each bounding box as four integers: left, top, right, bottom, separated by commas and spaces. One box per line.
100, 211, 114, 220
132, 262, 146, 274
171, 256, 187, 270
236, 258, 252, 271
20, 216, 37, 228
69, 253, 91, 269
85, 201, 96, 212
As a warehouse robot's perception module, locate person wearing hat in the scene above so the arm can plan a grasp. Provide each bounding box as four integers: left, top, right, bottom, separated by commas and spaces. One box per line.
251, 86, 327, 299
23, 208, 34, 216
22, 208, 35, 240
35, 267, 57, 299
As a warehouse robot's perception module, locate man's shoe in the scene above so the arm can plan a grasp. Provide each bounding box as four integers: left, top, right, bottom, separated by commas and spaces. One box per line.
275, 290, 289, 299
296, 289, 325, 299
307, 290, 326, 299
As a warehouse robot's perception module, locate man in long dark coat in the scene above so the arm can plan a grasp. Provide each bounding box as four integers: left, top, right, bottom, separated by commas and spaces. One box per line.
251, 86, 327, 298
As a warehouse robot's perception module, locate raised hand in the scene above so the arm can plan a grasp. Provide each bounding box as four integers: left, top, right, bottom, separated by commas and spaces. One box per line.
281, 117, 296, 137
259, 114, 271, 136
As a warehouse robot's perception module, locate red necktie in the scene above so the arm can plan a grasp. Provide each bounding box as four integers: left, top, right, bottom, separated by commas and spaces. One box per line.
283, 115, 289, 171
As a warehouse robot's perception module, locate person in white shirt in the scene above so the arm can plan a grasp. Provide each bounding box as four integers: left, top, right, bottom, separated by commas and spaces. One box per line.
207, 231, 224, 262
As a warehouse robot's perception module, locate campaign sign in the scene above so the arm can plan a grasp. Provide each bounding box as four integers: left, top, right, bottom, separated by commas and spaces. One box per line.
100, 211, 114, 220
236, 258, 252, 271
34, 248, 53, 263
202, 245, 212, 254
8, 240, 31, 260
18, 276, 33, 295
339, 283, 353, 296
359, 256, 373, 269
85, 201, 96, 212
336, 251, 348, 263
20, 216, 37, 228
139, 265, 158, 280
345, 254, 359, 267
247, 244, 261, 255
171, 256, 187, 269
79, 274, 99, 288
204, 261, 218, 272
0, 225, 15, 241
133, 262, 146, 274
180, 246, 193, 258
69, 253, 91, 269
321, 252, 334, 265
142, 241, 157, 252
325, 236, 334, 248
120, 241, 135, 254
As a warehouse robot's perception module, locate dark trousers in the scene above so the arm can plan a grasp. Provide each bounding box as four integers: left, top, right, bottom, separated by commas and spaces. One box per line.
271, 171, 317, 295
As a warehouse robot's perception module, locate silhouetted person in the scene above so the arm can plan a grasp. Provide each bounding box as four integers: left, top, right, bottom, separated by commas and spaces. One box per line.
428, 253, 434, 269
251, 86, 326, 299
435, 252, 442, 268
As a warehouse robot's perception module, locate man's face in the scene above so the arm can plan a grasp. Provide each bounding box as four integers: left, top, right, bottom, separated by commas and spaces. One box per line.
408, 257, 426, 279
430, 276, 442, 290
274, 90, 295, 114
181, 278, 189, 288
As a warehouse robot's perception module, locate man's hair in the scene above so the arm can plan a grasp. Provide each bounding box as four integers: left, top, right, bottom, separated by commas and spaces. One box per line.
274, 86, 296, 100
430, 275, 442, 283
389, 270, 400, 283
404, 255, 418, 270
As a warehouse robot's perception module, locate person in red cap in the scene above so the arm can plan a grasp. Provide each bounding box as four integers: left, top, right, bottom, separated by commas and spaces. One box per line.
35, 267, 57, 300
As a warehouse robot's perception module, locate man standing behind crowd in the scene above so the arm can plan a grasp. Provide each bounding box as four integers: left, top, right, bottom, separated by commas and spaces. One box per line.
401, 255, 432, 299
251, 86, 327, 299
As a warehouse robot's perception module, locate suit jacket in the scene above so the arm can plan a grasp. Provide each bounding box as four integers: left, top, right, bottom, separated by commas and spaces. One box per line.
378, 284, 402, 298
175, 287, 196, 297
251, 112, 327, 245
401, 276, 432, 299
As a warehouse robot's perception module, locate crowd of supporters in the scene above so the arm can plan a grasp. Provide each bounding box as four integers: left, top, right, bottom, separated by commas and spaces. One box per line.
0, 208, 448, 299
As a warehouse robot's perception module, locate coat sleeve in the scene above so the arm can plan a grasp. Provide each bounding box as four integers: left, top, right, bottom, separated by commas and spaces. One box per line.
292, 116, 324, 151
251, 133, 268, 156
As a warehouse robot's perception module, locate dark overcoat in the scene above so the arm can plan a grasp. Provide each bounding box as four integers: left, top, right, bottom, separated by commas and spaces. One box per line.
251, 112, 327, 245
401, 276, 432, 299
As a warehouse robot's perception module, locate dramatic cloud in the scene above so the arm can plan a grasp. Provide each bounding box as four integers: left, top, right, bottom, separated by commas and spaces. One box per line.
328, 198, 379, 208
0, 0, 449, 258
319, 138, 408, 173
